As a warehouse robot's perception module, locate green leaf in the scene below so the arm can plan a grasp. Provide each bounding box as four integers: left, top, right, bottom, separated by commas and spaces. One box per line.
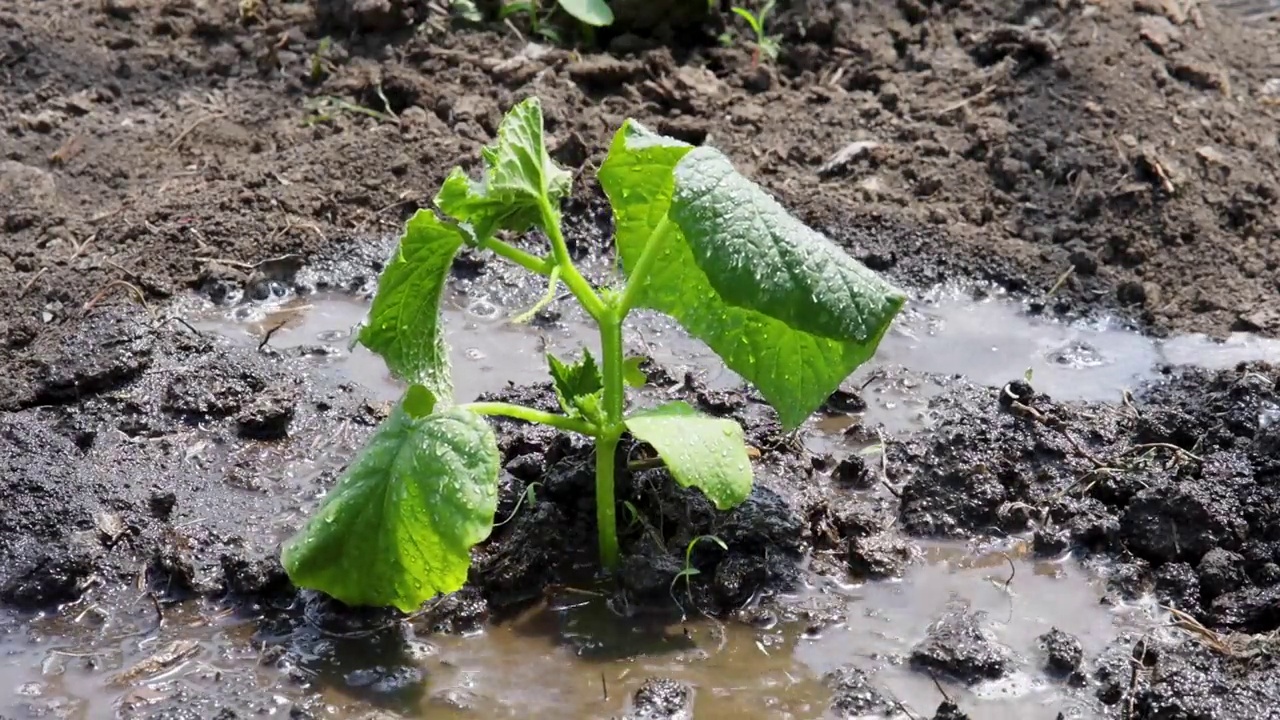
434, 97, 571, 239
670, 146, 904, 347
557, 0, 613, 26
622, 356, 647, 388
730, 6, 763, 36
624, 401, 752, 509
547, 350, 604, 422
402, 384, 438, 418
358, 210, 465, 400
598, 121, 906, 429
282, 403, 500, 613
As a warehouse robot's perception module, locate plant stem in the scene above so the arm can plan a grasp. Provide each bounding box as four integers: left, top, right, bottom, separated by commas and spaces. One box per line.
594, 311, 626, 571
537, 196, 606, 320
594, 432, 621, 569
462, 402, 596, 436
615, 215, 674, 320
480, 237, 553, 276
599, 314, 625, 422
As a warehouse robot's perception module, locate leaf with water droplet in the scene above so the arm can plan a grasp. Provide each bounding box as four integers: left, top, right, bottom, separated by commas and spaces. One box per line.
434, 97, 570, 239
358, 211, 464, 401
281, 400, 500, 613
598, 122, 906, 429
624, 401, 752, 510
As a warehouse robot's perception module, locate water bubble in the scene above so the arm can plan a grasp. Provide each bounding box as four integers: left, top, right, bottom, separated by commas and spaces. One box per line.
467, 298, 499, 320
464, 347, 486, 361
1047, 340, 1108, 369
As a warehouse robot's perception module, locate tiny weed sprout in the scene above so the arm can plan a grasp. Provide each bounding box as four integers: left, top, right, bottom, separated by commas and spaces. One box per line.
731, 0, 780, 65
281, 97, 905, 612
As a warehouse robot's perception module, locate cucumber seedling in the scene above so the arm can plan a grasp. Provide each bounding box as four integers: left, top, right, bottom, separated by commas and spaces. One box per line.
730, 0, 780, 66
282, 97, 905, 612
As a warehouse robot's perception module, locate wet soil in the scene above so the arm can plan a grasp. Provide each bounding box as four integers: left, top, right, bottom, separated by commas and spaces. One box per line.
3, 0, 1280, 717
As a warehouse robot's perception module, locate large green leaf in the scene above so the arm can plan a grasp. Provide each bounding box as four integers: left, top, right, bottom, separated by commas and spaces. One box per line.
557, 0, 613, 26
358, 210, 464, 400
434, 97, 571, 239
671, 146, 905, 346
282, 402, 500, 613
597, 121, 906, 429
625, 401, 752, 509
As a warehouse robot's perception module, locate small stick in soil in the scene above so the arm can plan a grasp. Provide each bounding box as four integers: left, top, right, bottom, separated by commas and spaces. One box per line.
147, 591, 164, 631
875, 430, 901, 498
89, 205, 127, 223
600, 672, 608, 702
83, 279, 153, 317
1045, 266, 1075, 298
1120, 443, 1203, 463
68, 233, 96, 260
1125, 636, 1151, 720
103, 258, 141, 279
1000, 552, 1016, 591
1011, 400, 1107, 469
168, 113, 226, 150
928, 670, 953, 704
19, 267, 47, 296
258, 320, 288, 350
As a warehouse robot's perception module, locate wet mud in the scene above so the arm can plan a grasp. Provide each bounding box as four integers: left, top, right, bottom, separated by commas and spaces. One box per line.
3, 0, 1280, 716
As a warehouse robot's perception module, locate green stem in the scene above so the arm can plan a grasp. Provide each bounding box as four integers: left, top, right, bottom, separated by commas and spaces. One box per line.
615, 215, 674, 320
462, 402, 596, 436
594, 432, 621, 570
594, 314, 626, 571
479, 237, 553, 276
537, 196, 606, 320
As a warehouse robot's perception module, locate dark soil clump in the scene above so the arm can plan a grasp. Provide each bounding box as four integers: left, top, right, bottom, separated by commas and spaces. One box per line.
909, 603, 1012, 684
892, 361, 1280, 714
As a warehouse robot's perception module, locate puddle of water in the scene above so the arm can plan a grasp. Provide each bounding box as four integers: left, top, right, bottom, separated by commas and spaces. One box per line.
189, 287, 1279, 438
0, 542, 1150, 720
186, 293, 738, 407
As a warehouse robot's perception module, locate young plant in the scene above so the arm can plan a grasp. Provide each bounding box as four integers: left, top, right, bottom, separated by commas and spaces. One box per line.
281, 97, 905, 612
730, 0, 780, 66
500, 0, 612, 42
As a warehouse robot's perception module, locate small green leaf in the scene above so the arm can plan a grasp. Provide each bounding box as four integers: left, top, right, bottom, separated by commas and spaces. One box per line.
282, 403, 500, 613
598, 121, 906, 429
547, 350, 604, 422
624, 401, 752, 510
434, 97, 571, 239
622, 356, 647, 388
403, 384, 438, 418
557, 0, 613, 26
730, 6, 763, 36
358, 210, 465, 400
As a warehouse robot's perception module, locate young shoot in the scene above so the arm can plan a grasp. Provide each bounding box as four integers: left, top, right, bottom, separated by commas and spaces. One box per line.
281, 97, 905, 613
730, 0, 780, 66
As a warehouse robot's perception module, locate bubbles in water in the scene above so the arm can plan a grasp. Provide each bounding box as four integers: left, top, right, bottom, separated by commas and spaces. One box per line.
467, 297, 500, 320
317, 329, 347, 343
1047, 340, 1108, 369
464, 348, 486, 362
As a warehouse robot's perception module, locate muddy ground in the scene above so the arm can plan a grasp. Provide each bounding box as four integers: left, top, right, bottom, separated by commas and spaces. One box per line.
3, 0, 1280, 717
